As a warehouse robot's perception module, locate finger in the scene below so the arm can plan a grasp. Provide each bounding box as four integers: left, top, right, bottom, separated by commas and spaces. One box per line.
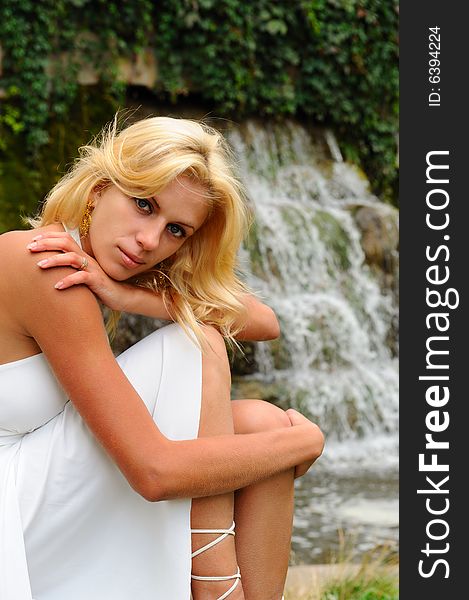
28, 238, 78, 252
36, 252, 91, 271
285, 408, 306, 426
31, 231, 74, 241
27, 235, 80, 253
54, 271, 92, 290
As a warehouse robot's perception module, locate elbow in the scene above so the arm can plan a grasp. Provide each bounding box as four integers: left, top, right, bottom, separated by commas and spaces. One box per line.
270, 317, 281, 340
263, 310, 281, 340
129, 470, 166, 502
137, 478, 170, 503
134, 450, 181, 502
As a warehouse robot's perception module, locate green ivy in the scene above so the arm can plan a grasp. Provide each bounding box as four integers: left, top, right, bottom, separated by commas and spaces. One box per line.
0, 0, 398, 227
0, 0, 153, 150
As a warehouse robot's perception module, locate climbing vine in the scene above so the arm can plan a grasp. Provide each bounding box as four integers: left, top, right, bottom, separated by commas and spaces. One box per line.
0, 0, 398, 229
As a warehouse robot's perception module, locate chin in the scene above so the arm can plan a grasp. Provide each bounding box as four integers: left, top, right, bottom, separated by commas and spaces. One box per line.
98, 262, 128, 282
113, 265, 150, 282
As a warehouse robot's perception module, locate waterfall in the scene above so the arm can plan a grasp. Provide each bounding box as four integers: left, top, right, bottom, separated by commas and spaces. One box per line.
112, 116, 399, 558
228, 120, 399, 472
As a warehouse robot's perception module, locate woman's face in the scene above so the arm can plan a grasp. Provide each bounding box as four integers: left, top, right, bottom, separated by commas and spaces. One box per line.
82, 176, 210, 281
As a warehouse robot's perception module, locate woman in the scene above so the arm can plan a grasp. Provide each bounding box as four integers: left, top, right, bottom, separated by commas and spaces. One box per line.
0, 116, 324, 600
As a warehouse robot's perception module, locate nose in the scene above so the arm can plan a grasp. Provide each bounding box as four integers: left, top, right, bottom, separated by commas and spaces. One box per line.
135, 221, 164, 252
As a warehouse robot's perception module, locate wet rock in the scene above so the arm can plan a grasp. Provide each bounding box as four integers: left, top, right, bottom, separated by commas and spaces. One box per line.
269, 335, 294, 371
229, 341, 258, 376
351, 204, 399, 356
352, 204, 399, 290
231, 377, 287, 405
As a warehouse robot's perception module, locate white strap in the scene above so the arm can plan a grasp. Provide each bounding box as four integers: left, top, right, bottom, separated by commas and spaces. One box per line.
217, 578, 241, 600
191, 523, 236, 535
191, 521, 240, 600
191, 521, 236, 559
191, 568, 241, 582
191, 568, 241, 600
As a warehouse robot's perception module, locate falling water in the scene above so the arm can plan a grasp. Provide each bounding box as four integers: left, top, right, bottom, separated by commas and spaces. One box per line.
228, 120, 399, 561
117, 115, 399, 561
229, 120, 398, 454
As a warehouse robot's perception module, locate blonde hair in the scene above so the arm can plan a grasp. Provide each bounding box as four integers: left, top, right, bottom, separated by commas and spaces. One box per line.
29, 114, 251, 346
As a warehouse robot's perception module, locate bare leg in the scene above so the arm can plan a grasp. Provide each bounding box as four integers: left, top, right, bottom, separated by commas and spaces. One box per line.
191, 327, 244, 599
232, 400, 294, 600
191, 328, 294, 599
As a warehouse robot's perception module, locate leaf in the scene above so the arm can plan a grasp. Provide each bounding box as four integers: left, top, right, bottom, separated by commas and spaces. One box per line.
264, 19, 288, 36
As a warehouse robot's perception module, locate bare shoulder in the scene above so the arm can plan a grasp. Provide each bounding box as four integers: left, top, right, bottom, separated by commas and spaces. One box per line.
0, 227, 105, 345
0, 227, 111, 366
0, 228, 36, 257
0, 226, 64, 280
0, 228, 48, 308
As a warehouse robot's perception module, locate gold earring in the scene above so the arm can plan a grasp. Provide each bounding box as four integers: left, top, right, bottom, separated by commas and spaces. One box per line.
80, 200, 94, 238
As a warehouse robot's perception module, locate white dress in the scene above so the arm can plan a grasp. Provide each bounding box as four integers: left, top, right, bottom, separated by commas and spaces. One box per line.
0, 323, 202, 599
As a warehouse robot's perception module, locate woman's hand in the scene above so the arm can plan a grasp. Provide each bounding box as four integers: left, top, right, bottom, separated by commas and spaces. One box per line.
27, 231, 132, 311
286, 408, 325, 479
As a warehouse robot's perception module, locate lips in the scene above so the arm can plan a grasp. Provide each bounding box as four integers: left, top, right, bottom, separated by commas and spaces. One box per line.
118, 247, 145, 269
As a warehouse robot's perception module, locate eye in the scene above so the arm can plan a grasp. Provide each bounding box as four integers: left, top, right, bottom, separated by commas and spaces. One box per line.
134, 198, 152, 214
167, 223, 187, 239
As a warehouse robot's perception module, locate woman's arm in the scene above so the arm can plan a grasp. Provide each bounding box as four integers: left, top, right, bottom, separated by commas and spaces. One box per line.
29, 231, 173, 319
15, 238, 322, 502
29, 232, 280, 340
232, 293, 280, 341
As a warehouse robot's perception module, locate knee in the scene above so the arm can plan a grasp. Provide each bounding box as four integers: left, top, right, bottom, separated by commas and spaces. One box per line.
202, 325, 229, 369
232, 399, 291, 434
200, 325, 228, 358
200, 325, 231, 383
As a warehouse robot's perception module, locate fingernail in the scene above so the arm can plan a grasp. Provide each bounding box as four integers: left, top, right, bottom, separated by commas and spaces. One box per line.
32, 235, 43, 241
27, 242, 37, 249
54, 281, 64, 289
37, 259, 48, 266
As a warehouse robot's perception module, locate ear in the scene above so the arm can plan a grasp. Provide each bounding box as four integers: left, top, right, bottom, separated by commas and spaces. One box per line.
89, 186, 103, 206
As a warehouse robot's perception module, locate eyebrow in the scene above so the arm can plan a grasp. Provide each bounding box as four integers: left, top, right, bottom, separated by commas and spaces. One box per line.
151, 197, 195, 231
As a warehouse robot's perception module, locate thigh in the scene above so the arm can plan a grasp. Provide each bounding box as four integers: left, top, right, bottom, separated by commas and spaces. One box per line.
117, 323, 202, 441
232, 398, 291, 434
